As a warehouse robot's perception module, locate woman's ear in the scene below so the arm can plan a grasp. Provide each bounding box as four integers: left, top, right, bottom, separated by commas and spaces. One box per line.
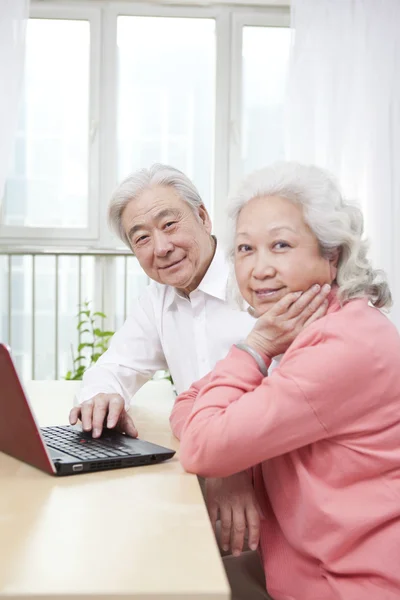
329, 248, 340, 281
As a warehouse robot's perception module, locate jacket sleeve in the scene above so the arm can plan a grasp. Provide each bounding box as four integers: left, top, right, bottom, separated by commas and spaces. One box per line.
75, 285, 167, 407
169, 373, 211, 440
179, 323, 374, 477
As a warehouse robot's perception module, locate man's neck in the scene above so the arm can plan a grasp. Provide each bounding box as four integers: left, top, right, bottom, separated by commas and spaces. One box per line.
179, 236, 217, 297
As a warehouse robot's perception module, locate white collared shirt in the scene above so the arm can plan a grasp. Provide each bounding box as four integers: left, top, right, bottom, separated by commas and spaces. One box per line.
76, 246, 255, 405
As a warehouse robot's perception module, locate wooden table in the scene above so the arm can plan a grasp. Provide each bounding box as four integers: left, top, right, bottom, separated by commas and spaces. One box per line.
0, 380, 230, 600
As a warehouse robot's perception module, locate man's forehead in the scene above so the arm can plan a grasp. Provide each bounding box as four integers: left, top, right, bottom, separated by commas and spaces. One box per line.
122, 191, 194, 239
126, 203, 182, 225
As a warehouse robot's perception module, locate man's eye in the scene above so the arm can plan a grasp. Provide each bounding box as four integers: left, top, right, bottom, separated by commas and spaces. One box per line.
165, 221, 176, 229
237, 244, 251, 252
135, 235, 148, 244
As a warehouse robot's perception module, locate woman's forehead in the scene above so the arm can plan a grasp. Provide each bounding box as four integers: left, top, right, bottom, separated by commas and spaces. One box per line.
237, 196, 305, 232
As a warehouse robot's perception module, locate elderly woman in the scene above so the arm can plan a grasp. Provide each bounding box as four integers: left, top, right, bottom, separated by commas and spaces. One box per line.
170, 162, 400, 600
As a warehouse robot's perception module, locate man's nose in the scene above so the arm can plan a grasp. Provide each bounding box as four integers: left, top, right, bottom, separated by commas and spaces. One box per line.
154, 232, 174, 257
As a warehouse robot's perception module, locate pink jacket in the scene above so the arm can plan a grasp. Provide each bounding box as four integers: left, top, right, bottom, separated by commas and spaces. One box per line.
171, 294, 400, 600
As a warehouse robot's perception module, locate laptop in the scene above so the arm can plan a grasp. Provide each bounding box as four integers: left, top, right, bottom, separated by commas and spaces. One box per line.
0, 343, 176, 476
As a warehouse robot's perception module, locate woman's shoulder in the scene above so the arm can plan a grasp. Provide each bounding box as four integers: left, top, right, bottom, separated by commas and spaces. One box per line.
307, 296, 400, 362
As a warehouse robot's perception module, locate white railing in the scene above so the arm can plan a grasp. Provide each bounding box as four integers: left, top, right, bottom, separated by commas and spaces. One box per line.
0, 250, 149, 381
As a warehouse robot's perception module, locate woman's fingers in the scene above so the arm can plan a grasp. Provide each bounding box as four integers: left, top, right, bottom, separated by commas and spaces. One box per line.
269, 290, 303, 317
288, 284, 331, 319
303, 299, 329, 328
219, 505, 233, 552
295, 284, 331, 324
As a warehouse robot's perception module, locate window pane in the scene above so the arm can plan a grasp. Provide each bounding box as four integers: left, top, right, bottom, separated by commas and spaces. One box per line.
117, 16, 215, 209
242, 26, 291, 174
2, 18, 90, 228
115, 256, 149, 330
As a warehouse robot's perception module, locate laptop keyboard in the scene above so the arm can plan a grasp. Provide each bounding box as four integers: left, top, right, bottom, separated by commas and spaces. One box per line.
41, 425, 140, 461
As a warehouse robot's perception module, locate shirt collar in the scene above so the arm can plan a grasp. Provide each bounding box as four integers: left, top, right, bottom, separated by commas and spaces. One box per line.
164, 241, 230, 309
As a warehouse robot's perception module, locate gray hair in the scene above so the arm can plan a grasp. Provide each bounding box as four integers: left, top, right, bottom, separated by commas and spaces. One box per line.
108, 164, 204, 248
227, 162, 392, 309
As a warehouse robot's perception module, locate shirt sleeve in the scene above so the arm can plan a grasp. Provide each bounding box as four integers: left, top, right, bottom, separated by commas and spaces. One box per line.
179, 322, 374, 477
75, 285, 168, 406
169, 373, 211, 440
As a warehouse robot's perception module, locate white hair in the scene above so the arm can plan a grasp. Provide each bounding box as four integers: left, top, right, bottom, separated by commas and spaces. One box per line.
108, 164, 204, 248
227, 162, 392, 309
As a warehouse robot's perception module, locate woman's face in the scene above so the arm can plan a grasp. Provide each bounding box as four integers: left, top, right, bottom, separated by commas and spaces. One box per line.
234, 195, 338, 316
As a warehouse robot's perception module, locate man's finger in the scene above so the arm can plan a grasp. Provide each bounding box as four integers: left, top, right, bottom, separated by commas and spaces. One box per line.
92, 400, 109, 438
106, 396, 125, 428
230, 509, 246, 557
117, 411, 138, 438
245, 504, 261, 551
219, 505, 232, 553
69, 406, 81, 425
80, 400, 94, 432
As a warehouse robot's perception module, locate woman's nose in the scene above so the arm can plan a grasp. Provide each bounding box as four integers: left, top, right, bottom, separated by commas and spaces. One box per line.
252, 255, 276, 279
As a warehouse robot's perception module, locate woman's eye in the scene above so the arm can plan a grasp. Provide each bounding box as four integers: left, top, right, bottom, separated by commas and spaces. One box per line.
237, 244, 252, 253
273, 241, 290, 250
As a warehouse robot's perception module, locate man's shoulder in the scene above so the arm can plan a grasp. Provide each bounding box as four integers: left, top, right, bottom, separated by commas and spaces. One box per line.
139, 280, 176, 307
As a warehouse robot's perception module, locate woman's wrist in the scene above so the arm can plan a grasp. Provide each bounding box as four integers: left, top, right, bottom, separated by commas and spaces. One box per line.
235, 341, 271, 377
244, 335, 273, 361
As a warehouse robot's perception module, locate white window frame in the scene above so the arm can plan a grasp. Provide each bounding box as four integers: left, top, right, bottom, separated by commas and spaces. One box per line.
100, 2, 232, 242
0, 0, 290, 248
228, 8, 290, 192
0, 2, 101, 247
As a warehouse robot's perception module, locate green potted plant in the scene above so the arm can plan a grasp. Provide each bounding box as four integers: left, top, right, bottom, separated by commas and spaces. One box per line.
65, 301, 114, 380
65, 301, 174, 391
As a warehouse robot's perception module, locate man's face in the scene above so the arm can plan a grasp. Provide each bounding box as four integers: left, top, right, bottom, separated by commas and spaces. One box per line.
121, 185, 213, 294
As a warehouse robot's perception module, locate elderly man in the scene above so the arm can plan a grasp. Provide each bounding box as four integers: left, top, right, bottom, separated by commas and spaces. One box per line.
69, 163, 328, 565
71, 163, 255, 433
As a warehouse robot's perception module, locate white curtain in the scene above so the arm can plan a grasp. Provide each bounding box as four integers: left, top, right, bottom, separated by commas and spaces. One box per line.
0, 0, 30, 205
285, 0, 400, 328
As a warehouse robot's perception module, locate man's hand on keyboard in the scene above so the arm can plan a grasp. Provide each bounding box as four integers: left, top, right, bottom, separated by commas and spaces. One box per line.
69, 393, 138, 439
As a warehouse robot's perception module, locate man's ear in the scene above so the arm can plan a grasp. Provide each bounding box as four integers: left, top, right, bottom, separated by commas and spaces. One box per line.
197, 204, 212, 234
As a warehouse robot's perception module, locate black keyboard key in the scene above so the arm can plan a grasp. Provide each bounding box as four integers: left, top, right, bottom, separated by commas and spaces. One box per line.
41, 425, 141, 460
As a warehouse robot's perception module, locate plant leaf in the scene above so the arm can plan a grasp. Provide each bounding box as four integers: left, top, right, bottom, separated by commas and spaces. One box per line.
93, 311, 107, 318
77, 342, 94, 352
71, 373, 83, 380
73, 355, 86, 363
93, 328, 115, 338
